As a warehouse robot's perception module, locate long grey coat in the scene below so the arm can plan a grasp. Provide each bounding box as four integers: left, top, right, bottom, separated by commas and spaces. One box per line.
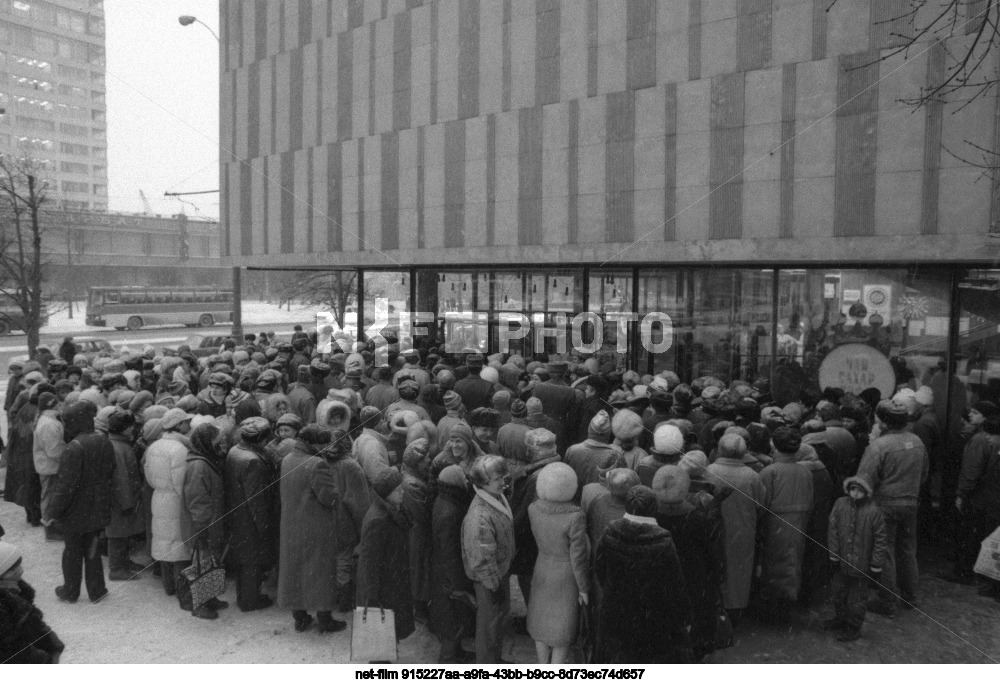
277, 441, 340, 611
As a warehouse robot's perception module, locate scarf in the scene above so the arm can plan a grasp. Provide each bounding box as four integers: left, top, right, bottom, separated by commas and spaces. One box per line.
473, 485, 513, 521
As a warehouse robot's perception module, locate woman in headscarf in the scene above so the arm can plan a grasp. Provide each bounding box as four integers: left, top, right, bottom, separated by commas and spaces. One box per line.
430, 422, 484, 479
277, 425, 346, 634
182, 423, 229, 619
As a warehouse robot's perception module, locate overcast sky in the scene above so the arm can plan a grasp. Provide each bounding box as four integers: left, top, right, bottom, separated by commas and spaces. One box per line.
105, 0, 220, 220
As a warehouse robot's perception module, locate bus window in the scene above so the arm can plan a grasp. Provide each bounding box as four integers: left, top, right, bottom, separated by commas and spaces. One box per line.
105, 290, 120, 304
87, 289, 103, 307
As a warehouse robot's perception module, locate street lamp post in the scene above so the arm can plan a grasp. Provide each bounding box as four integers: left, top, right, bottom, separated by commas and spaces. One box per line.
178, 14, 242, 339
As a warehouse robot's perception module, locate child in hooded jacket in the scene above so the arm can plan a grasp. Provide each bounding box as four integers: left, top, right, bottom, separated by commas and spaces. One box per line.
824, 476, 888, 641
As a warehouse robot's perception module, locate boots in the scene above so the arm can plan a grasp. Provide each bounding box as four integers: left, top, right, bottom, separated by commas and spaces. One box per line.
317, 611, 347, 633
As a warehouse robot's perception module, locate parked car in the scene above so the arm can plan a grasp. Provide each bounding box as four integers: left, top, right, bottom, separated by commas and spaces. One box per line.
10, 335, 115, 366
0, 304, 50, 336
162, 334, 231, 358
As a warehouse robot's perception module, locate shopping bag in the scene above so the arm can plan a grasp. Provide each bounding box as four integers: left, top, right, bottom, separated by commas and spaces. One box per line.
973, 525, 1000, 581
182, 543, 226, 609
351, 606, 397, 663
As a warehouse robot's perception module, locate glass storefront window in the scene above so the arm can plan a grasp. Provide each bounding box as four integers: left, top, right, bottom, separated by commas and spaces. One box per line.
589, 270, 634, 372
363, 270, 410, 346
958, 269, 1000, 406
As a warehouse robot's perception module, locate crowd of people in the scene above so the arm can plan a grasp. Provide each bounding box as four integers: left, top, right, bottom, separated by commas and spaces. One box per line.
1, 327, 998, 664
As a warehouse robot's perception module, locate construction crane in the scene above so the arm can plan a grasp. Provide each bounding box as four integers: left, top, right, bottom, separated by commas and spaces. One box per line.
139, 189, 152, 215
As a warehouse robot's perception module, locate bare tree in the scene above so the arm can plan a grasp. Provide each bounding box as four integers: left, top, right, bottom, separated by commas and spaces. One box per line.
277, 269, 358, 331
0, 155, 50, 358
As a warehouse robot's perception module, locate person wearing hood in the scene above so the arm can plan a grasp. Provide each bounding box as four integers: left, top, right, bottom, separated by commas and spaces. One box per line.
105, 409, 145, 582
400, 438, 434, 624
182, 423, 230, 619
797, 439, 836, 608
144, 408, 195, 608
33, 392, 66, 540
0, 541, 66, 663
196, 372, 232, 419
824, 477, 888, 642
429, 464, 476, 663
268, 413, 302, 461
461, 454, 515, 664
563, 410, 622, 502
652, 465, 727, 661
278, 425, 348, 634
758, 426, 815, 623
431, 422, 486, 479
705, 434, 765, 622
49, 400, 116, 605
357, 468, 417, 647
527, 462, 590, 664
595, 485, 691, 664
226, 416, 280, 612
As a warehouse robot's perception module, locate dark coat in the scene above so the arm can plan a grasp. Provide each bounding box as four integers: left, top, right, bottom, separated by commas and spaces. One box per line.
429, 481, 475, 642
48, 431, 116, 534
225, 441, 279, 567
529, 380, 579, 453
595, 519, 692, 664
277, 443, 340, 611
401, 470, 433, 603
182, 453, 226, 558
508, 456, 559, 577
106, 433, 144, 538
453, 374, 495, 411
287, 383, 317, 424
0, 581, 65, 664
827, 478, 889, 577
656, 502, 726, 660
5, 400, 38, 511
800, 459, 835, 602
325, 449, 370, 552
357, 496, 415, 641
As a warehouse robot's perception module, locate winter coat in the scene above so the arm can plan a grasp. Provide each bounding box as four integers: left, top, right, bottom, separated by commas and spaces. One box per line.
704, 457, 765, 610
595, 518, 692, 664
827, 477, 888, 578
354, 428, 390, 485
277, 442, 340, 611
656, 501, 726, 660
0, 580, 65, 664
759, 454, 814, 601
287, 383, 317, 424
429, 481, 475, 642
508, 456, 558, 577
563, 440, 623, 502
803, 427, 858, 494
106, 433, 144, 538
636, 452, 681, 488
325, 448, 371, 552
365, 382, 399, 415
48, 425, 116, 535
144, 433, 193, 562
528, 380, 579, 453
182, 453, 226, 558
453, 375, 495, 412
856, 429, 928, 508
32, 410, 65, 477
195, 391, 227, 418
4, 399, 37, 509
461, 487, 515, 591
527, 499, 591, 647
401, 469, 433, 603
957, 431, 1000, 518
580, 482, 628, 558
357, 496, 415, 641
799, 457, 835, 599
225, 441, 280, 567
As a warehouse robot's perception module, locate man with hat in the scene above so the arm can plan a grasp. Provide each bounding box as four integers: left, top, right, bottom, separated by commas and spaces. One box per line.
386, 376, 432, 423
452, 353, 495, 412
526, 360, 579, 454
394, 348, 430, 389
468, 407, 501, 455
563, 410, 623, 502
497, 399, 531, 466
636, 424, 684, 488
856, 399, 928, 616
286, 365, 317, 424
196, 372, 234, 419
225, 416, 280, 611
306, 358, 333, 403
366, 366, 399, 414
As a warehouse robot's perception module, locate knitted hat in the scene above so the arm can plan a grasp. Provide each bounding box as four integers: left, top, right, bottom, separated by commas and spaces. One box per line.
160, 408, 192, 431
782, 402, 804, 426
679, 450, 709, 479
652, 424, 684, 455
524, 428, 557, 461
914, 386, 934, 406
37, 391, 58, 412
443, 390, 463, 411
510, 399, 527, 419
0, 541, 21, 577
438, 464, 467, 488
612, 409, 644, 440
402, 438, 430, 469
359, 405, 382, 428
372, 468, 404, 500
142, 417, 164, 442
240, 416, 271, 439
492, 390, 512, 412
625, 485, 658, 516
275, 413, 302, 429
448, 422, 476, 451
526, 397, 544, 416
652, 465, 690, 504
536, 462, 577, 503
606, 468, 641, 498
588, 410, 613, 440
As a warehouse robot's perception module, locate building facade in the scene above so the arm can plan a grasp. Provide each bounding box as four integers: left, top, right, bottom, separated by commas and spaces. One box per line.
0, 0, 107, 211
220, 1, 1000, 405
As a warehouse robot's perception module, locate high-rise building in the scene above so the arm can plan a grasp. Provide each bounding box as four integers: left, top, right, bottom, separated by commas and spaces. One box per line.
0, 0, 107, 211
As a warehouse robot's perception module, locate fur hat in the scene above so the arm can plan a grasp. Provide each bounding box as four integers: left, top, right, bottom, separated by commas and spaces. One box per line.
679, 450, 709, 479
536, 462, 577, 503
842, 475, 873, 497
299, 424, 332, 446
624, 485, 658, 516
526, 397, 544, 416
372, 468, 403, 500
107, 408, 136, 435
606, 468, 641, 499
612, 409, 643, 441
480, 366, 499, 385
524, 428, 557, 461
588, 410, 613, 440
37, 391, 58, 412
652, 465, 690, 504
914, 386, 934, 407
402, 438, 430, 469
317, 400, 352, 432
161, 408, 193, 431
652, 424, 684, 456
468, 407, 500, 429
390, 409, 421, 435
239, 416, 271, 440
438, 464, 467, 488
771, 426, 803, 454
276, 413, 302, 429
